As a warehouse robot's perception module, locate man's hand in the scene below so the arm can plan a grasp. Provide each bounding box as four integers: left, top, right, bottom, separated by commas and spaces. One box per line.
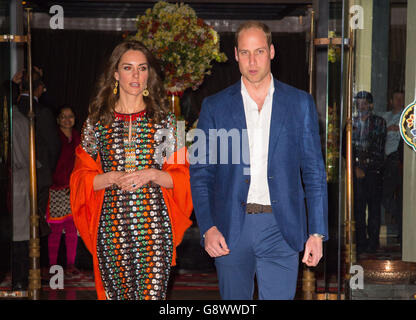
302, 235, 323, 267
204, 226, 230, 258
355, 167, 365, 179
12, 70, 24, 85
33, 66, 43, 77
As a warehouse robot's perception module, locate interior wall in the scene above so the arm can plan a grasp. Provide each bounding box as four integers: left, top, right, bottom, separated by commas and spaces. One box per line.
351, 0, 373, 94
30, 13, 311, 33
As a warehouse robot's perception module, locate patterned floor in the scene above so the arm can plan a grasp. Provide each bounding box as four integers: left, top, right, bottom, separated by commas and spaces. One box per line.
0, 235, 404, 300
0, 269, 221, 300
0, 268, 345, 300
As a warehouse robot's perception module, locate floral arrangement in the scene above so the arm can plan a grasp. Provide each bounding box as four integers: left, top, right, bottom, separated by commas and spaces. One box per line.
132, 1, 227, 94
328, 31, 341, 64
326, 103, 340, 183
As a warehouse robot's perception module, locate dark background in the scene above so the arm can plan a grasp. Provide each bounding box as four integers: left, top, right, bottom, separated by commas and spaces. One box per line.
30, 29, 308, 130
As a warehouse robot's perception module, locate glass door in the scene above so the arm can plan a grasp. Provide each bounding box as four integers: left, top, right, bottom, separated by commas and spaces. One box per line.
0, 0, 13, 290
325, 0, 346, 300
322, 0, 409, 300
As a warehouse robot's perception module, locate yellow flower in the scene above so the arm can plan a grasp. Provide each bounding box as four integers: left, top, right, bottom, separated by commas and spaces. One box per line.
209, 28, 218, 44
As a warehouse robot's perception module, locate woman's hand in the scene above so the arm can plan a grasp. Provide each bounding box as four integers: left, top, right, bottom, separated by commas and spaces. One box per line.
118, 168, 173, 192
93, 169, 173, 192
118, 169, 156, 192
93, 171, 128, 191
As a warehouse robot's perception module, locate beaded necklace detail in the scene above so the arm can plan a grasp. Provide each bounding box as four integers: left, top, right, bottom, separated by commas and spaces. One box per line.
114, 111, 146, 173
124, 132, 136, 172
114, 110, 146, 121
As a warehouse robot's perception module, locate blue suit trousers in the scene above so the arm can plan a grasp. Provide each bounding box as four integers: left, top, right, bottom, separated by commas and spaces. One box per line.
214, 213, 299, 300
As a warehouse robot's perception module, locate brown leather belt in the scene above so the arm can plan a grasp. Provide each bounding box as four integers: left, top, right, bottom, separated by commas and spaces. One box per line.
246, 203, 273, 214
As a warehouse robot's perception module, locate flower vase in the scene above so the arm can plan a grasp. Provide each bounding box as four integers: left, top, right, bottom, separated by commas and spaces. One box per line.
170, 94, 182, 118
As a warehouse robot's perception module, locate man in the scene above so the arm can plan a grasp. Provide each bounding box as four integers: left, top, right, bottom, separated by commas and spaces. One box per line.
11, 69, 61, 290
383, 91, 404, 157
11, 104, 31, 291
190, 21, 328, 300
381, 91, 404, 243
17, 70, 61, 221
351, 91, 386, 255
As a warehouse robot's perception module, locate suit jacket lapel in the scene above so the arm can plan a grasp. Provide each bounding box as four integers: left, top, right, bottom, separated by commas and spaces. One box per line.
229, 82, 247, 130
268, 80, 290, 166
228, 81, 250, 169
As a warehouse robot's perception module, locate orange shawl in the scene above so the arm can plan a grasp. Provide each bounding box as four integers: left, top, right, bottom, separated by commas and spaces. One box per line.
69, 146, 193, 300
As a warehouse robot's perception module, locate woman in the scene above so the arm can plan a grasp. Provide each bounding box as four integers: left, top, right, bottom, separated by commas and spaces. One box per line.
70, 40, 193, 300
47, 106, 80, 275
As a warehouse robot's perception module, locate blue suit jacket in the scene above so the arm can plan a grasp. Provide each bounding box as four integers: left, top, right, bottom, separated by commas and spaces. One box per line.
189, 79, 328, 252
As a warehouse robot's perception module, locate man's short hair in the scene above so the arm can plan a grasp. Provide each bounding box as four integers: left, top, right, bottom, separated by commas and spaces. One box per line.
235, 21, 272, 48
355, 91, 373, 104
21, 69, 44, 92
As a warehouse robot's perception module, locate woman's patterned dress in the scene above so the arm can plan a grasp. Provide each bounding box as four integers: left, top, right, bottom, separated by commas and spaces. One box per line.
81, 110, 176, 300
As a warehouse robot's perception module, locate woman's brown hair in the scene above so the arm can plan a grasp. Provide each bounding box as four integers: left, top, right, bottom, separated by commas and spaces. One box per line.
88, 40, 170, 126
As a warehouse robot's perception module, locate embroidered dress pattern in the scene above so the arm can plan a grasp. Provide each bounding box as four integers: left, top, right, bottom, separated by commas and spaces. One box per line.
80, 111, 176, 300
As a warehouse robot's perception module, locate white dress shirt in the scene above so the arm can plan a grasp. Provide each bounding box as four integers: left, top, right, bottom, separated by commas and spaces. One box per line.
241, 74, 274, 205
20, 93, 39, 102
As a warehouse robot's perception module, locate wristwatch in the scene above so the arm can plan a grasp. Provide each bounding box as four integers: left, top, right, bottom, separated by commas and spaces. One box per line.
310, 233, 325, 239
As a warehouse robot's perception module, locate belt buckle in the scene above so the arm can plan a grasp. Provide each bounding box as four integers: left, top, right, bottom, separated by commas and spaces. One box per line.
246, 203, 271, 214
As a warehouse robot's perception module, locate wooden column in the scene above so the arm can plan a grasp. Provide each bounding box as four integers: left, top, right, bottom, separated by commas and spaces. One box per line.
0, 6, 38, 300
25, 8, 41, 300
344, 25, 356, 300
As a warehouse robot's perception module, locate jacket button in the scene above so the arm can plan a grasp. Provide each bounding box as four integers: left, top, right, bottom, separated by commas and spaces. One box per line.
245, 179, 249, 184
241, 202, 246, 206
272, 200, 277, 204
268, 176, 274, 180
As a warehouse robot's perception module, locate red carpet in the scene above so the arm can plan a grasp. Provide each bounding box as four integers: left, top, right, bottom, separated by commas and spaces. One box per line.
171, 272, 219, 291
0, 270, 219, 292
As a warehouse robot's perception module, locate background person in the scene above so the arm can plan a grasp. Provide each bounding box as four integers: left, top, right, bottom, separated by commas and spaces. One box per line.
381, 91, 405, 244
351, 91, 387, 255
46, 106, 80, 276
11, 104, 31, 291
11, 68, 61, 290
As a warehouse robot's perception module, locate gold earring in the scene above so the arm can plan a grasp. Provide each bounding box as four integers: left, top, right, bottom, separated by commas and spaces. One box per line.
142, 88, 149, 97
113, 80, 118, 95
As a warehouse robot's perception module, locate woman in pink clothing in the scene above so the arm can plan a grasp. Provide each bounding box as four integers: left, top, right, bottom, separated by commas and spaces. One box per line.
46, 106, 80, 275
